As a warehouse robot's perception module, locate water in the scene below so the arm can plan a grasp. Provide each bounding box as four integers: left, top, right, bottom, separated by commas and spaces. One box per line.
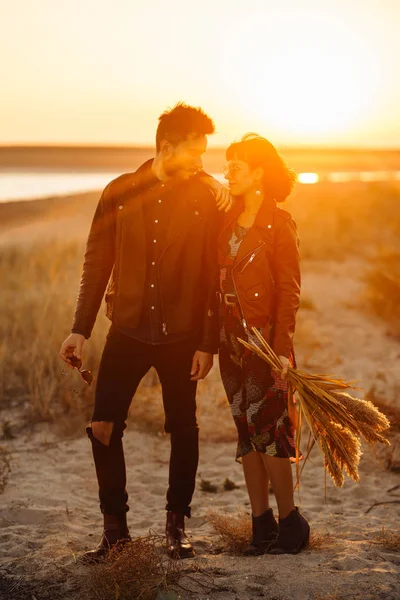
1, 169, 400, 203
0, 171, 121, 203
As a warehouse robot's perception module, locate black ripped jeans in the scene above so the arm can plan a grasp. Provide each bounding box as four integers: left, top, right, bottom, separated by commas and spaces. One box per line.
87, 328, 199, 519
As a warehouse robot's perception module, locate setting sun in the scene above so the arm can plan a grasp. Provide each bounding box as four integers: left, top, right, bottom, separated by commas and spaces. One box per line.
216, 5, 393, 145
0, 0, 399, 146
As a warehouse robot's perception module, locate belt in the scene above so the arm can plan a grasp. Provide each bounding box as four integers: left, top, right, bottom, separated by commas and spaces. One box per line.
218, 292, 238, 307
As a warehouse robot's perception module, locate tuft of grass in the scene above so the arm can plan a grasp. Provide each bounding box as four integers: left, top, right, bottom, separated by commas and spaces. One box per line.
1, 420, 15, 440
222, 477, 239, 491
207, 509, 335, 556
373, 527, 400, 552
80, 534, 181, 600
207, 509, 252, 554
308, 530, 336, 550
0, 445, 11, 494
200, 478, 218, 493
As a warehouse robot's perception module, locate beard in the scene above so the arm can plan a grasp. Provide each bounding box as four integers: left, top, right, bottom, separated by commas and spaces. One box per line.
163, 157, 198, 180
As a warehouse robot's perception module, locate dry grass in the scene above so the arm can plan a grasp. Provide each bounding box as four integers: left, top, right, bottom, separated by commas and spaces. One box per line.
0, 445, 11, 494
286, 180, 400, 261
78, 534, 181, 600
0, 239, 103, 429
363, 251, 400, 337
1, 180, 400, 439
307, 530, 337, 550
364, 388, 400, 472
373, 527, 400, 553
0, 236, 234, 441
207, 509, 252, 554
239, 329, 391, 487
207, 509, 335, 555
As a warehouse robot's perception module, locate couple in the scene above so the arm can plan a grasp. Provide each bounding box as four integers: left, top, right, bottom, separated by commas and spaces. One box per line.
59, 102, 310, 562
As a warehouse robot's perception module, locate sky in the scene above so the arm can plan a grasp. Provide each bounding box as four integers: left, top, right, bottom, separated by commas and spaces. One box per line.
1, 0, 400, 147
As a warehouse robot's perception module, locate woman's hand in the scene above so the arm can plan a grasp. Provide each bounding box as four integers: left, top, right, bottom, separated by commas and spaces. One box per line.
276, 355, 290, 380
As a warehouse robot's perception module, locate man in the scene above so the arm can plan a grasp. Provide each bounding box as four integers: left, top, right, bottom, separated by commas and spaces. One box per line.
59, 103, 229, 561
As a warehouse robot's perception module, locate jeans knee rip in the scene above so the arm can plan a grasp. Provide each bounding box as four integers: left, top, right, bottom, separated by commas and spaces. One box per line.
86, 421, 114, 447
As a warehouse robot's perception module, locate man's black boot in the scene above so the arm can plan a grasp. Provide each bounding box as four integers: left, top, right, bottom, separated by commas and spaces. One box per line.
80, 512, 131, 563
166, 511, 195, 559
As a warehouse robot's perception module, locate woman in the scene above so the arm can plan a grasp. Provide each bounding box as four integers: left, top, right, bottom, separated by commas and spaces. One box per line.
218, 133, 309, 555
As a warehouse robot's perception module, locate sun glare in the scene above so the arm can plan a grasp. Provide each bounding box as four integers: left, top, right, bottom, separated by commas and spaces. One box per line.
218, 9, 386, 144
298, 173, 319, 184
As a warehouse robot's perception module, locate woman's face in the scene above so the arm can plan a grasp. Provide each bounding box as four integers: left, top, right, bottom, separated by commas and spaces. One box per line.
224, 159, 262, 196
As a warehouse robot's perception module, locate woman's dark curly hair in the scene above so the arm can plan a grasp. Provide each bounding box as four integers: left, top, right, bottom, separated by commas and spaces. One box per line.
226, 133, 297, 203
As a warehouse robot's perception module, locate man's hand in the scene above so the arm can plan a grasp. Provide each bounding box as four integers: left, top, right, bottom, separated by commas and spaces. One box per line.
200, 174, 233, 212
215, 184, 233, 213
59, 333, 86, 367
190, 350, 213, 381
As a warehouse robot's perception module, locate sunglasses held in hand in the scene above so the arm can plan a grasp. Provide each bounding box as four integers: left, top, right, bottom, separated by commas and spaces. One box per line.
68, 355, 93, 386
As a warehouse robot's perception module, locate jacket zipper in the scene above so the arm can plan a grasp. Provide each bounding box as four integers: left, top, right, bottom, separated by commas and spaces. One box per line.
232, 243, 265, 332
239, 243, 265, 273
231, 263, 249, 333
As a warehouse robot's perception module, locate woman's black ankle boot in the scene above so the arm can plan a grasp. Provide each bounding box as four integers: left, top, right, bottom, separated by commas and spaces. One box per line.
268, 507, 310, 555
243, 508, 279, 556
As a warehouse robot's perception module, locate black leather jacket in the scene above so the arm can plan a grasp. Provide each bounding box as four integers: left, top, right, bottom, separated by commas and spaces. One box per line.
72, 160, 220, 354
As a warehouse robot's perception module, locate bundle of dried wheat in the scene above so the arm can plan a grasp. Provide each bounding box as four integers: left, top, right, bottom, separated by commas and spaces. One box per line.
238, 328, 390, 487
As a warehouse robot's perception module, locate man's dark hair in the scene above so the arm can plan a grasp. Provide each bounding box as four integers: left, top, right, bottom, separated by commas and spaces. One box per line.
156, 102, 215, 151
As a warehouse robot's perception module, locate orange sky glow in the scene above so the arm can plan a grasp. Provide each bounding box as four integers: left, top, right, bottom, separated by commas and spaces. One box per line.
1, 0, 399, 147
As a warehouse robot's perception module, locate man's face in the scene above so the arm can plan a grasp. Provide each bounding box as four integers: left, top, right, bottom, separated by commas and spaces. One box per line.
162, 134, 207, 178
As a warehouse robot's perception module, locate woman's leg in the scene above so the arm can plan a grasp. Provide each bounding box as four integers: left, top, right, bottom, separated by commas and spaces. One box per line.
262, 455, 295, 519
242, 451, 270, 516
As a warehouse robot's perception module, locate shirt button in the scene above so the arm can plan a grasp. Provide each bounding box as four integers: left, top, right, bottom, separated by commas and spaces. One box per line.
153, 239, 157, 243
154, 219, 159, 224
158, 199, 162, 204
150, 284, 155, 288
118, 205, 123, 210
151, 306, 155, 310
254, 292, 259, 297
151, 261, 156, 266
195, 211, 199, 216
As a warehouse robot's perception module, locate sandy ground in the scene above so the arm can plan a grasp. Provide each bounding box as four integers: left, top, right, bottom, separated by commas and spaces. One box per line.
1, 205, 400, 599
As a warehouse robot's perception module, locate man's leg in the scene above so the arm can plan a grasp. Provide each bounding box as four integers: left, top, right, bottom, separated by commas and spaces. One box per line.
154, 338, 199, 558
87, 329, 152, 519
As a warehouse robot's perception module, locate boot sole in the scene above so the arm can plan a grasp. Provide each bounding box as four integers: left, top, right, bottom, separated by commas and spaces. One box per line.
268, 534, 310, 555
78, 536, 132, 564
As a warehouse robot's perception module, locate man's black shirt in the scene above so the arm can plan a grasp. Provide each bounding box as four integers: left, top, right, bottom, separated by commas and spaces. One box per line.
114, 166, 200, 345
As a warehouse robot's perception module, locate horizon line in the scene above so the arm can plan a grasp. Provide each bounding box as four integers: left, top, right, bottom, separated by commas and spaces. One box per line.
1, 143, 400, 152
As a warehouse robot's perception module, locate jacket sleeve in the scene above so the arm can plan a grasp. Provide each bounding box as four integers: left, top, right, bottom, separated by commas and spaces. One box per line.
196, 203, 220, 355
270, 217, 301, 358
71, 183, 116, 339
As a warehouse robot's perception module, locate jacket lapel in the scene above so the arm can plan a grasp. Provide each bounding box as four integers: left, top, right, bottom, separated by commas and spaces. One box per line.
219, 197, 277, 265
